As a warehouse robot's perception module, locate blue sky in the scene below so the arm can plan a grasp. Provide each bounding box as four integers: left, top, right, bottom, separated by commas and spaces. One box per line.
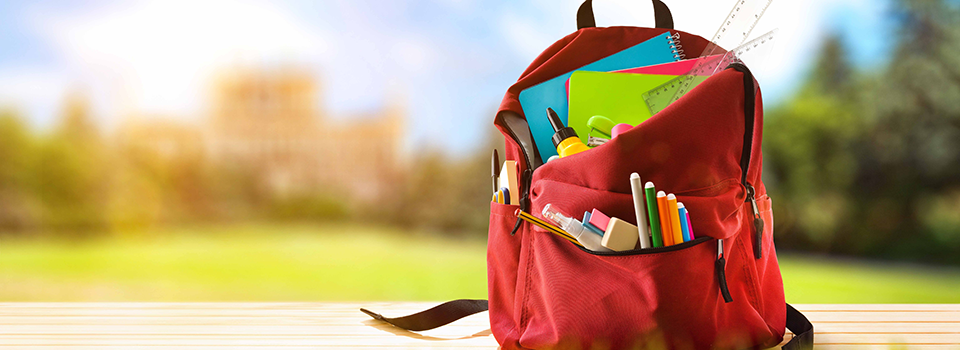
0, 0, 896, 155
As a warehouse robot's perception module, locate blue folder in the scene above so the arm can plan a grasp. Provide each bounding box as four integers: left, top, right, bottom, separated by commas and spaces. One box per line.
518, 31, 680, 159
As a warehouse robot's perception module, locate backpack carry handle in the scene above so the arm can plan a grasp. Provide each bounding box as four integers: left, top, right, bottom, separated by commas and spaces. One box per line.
577, 0, 674, 30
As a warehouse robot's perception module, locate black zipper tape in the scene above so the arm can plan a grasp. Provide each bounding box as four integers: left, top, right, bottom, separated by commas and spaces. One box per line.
575, 236, 711, 256
726, 62, 764, 260
727, 62, 755, 186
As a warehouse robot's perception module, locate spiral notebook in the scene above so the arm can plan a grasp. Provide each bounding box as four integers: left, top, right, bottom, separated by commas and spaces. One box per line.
518, 31, 683, 159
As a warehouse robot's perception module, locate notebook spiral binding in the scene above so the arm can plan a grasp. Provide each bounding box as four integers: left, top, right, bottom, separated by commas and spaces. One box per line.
668, 32, 685, 61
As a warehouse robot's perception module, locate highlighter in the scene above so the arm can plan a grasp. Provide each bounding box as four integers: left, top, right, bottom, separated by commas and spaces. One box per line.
657, 191, 674, 246
666, 194, 684, 245
546, 108, 590, 157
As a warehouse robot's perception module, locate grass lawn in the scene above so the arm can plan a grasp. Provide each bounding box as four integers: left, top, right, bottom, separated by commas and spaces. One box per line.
2, 223, 959, 302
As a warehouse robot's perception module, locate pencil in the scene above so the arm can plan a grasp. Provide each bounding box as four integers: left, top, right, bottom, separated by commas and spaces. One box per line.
515, 209, 584, 248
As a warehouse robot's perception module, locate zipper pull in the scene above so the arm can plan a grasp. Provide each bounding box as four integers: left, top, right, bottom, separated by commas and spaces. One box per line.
510, 169, 534, 236
716, 239, 733, 303
746, 183, 763, 259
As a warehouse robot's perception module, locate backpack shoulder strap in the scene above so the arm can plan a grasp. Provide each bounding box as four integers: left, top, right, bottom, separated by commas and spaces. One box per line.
361, 301, 814, 349
783, 303, 815, 350
359, 299, 488, 332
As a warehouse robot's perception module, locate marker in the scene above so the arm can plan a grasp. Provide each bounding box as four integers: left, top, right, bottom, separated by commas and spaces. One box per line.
666, 194, 684, 245
546, 107, 590, 158
515, 209, 584, 248
678, 202, 691, 242
630, 173, 651, 248
657, 191, 674, 246
491, 149, 500, 193
645, 182, 663, 247
685, 210, 695, 239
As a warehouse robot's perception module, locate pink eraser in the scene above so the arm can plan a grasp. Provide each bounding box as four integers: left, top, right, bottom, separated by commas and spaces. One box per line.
588, 209, 611, 231
611, 123, 633, 138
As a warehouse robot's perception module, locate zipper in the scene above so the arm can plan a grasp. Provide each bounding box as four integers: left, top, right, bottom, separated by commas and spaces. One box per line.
746, 184, 763, 259
726, 62, 764, 260
575, 236, 710, 256
716, 239, 733, 303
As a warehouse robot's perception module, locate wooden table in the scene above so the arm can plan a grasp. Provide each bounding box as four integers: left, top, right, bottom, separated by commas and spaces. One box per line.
1, 303, 958, 349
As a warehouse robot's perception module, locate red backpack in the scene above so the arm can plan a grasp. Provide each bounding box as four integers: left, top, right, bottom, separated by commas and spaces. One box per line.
361, 1, 814, 349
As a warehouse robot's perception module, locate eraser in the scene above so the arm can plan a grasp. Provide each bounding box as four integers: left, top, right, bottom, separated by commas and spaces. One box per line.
602, 218, 640, 251
588, 209, 611, 232
582, 211, 605, 236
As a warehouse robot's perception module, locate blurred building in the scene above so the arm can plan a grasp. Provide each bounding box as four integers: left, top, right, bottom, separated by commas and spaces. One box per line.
124, 67, 405, 202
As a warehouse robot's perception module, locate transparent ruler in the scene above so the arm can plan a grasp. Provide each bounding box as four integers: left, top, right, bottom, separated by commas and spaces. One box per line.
642, 0, 775, 115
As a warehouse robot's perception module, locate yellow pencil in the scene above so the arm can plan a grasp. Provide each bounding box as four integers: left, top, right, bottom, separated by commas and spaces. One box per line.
515, 209, 584, 248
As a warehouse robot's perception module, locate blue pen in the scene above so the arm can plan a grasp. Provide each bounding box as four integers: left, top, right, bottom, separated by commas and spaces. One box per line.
678, 202, 692, 242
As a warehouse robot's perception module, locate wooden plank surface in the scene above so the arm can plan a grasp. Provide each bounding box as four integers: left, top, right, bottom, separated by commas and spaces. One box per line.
0, 303, 957, 349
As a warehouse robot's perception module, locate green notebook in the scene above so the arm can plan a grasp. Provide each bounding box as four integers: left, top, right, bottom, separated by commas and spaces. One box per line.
567, 71, 706, 144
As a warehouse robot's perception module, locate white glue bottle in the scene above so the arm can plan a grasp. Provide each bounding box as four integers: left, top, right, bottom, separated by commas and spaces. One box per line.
542, 204, 612, 253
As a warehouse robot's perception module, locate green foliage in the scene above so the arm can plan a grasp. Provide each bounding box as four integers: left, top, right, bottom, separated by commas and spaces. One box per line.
0, 110, 41, 230
37, 96, 110, 232
384, 126, 503, 237
765, 0, 960, 264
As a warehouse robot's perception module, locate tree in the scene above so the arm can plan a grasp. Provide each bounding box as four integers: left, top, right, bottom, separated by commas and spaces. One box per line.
0, 110, 40, 230
765, 33, 863, 250
38, 93, 109, 232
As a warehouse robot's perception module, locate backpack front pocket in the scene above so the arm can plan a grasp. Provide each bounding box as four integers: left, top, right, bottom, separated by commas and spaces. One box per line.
514, 182, 779, 350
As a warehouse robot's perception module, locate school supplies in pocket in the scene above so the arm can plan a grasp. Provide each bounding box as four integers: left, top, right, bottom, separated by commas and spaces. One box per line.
362, 1, 814, 349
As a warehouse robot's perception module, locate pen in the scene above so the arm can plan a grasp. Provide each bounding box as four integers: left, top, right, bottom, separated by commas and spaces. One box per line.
515, 209, 584, 248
